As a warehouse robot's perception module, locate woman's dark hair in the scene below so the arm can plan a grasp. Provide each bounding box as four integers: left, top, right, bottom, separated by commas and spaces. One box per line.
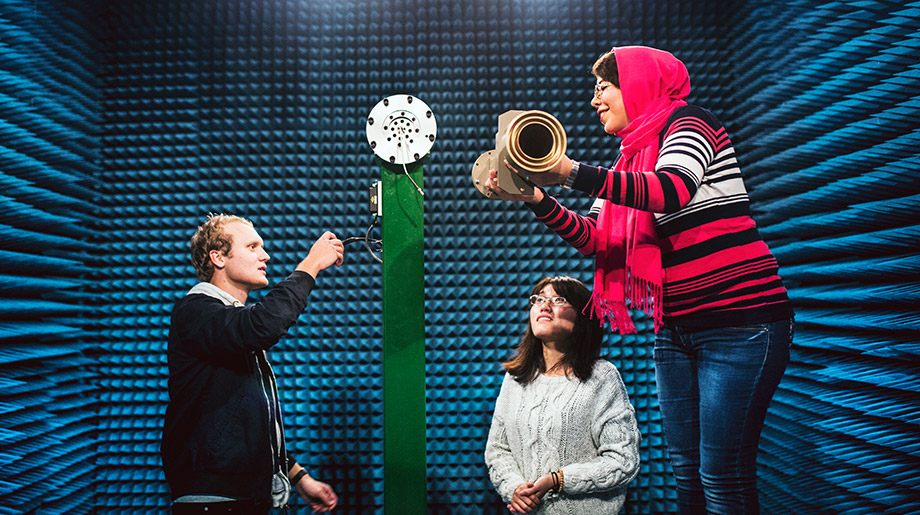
592, 51, 620, 87
503, 276, 604, 384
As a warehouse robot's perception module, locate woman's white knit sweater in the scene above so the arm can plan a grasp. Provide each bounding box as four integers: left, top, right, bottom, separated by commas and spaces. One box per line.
485, 360, 641, 514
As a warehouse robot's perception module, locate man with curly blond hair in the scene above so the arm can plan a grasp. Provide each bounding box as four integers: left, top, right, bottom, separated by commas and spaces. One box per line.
162, 213, 344, 514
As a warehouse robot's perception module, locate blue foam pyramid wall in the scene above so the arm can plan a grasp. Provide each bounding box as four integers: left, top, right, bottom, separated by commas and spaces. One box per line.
0, 1, 101, 513
1, 0, 918, 514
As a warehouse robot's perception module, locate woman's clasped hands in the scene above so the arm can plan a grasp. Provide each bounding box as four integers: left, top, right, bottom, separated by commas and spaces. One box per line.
508, 474, 555, 513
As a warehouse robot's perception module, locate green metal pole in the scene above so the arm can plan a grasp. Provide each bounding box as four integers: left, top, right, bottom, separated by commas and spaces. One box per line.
380, 159, 426, 514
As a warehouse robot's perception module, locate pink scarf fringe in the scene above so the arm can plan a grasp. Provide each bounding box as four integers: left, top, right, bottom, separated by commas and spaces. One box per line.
587, 267, 663, 334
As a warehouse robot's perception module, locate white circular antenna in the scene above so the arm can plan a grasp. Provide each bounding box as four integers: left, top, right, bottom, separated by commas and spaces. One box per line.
366, 95, 437, 164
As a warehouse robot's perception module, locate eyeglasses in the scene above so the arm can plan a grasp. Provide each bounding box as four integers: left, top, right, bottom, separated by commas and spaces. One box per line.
594, 81, 614, 99
529, 295, 568, 307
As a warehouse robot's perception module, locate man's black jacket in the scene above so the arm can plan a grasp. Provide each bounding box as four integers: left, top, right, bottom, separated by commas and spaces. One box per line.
161, 271, 315, 502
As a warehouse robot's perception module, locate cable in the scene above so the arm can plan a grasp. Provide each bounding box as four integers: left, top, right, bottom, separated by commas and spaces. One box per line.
341, 215, 382, 264
364, 215, 383, 264
401, 161, 424, 197
342, 236, 374, 246
397, 127, 424, 196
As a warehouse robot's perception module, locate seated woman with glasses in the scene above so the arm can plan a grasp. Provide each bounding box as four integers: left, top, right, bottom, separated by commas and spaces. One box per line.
485, 275, 640, 514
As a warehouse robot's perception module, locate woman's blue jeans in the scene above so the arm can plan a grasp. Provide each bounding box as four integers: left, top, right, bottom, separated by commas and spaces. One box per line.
654, 318, 793, 515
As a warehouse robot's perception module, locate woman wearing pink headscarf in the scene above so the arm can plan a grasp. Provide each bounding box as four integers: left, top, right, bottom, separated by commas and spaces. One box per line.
486, 46, 794, 514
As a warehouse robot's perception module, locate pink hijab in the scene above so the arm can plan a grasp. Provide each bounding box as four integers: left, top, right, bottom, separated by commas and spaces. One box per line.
588, 46, 690, 334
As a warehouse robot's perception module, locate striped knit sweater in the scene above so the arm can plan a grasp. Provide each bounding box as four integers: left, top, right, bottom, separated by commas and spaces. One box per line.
530, 105, 793, 328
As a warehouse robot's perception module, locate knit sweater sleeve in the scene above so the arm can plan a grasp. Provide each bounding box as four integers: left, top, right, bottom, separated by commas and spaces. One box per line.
560, 363, 641, 495
526, 193, 603, 257
484, 374, 527, 503
576, 111, 715, 214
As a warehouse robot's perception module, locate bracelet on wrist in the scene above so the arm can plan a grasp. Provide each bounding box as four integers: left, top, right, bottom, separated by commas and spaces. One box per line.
562, 161, 580, 189
290, 468, 308, 486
